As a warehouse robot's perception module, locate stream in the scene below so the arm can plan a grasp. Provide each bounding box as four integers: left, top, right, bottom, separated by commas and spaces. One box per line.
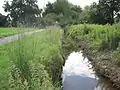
62, 51, 118, 90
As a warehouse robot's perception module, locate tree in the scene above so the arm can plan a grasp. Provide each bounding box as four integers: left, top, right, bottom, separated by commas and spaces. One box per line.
79, 2, 110, 25
70, 5, 82, 24
42, 2, 55, 17
99, 0, 120, 24
43, 13, 58, 26
43, 0, 83, 27
3, 0, 41, 27
79, 6, 91, 23
89, 2, 107, 24
0, 13, 9, 27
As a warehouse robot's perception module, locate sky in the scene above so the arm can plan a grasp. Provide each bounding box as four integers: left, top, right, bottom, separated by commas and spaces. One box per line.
0, 0, 99, 15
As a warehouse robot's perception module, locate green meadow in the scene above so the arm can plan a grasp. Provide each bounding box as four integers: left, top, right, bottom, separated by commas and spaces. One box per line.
0, 28, 39, 38
0, 28, 63, 90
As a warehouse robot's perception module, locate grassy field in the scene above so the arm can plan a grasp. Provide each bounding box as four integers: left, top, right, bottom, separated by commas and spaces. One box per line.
0, 27, 39, 38
0, 27, 63, 90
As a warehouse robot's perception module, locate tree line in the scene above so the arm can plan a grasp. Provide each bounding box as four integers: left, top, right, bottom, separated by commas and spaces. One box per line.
0, 0, 120, 27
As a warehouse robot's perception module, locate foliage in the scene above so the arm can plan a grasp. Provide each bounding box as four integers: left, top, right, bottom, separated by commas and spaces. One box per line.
62, 23, 120, 68
68, 23, 120, 51
0, 13, 9, 27
78, 0, 120, 25
43, 0, 82, 27
42, 13, 58, 26
3, 0, 41, 27
0, 28, 38, 38
1, 0, 120, 27
0, 28, 63, 90
99, 0, 120, 24
42, 0, 120, 26
80, 3, 107, 24
0, 28, 18, 38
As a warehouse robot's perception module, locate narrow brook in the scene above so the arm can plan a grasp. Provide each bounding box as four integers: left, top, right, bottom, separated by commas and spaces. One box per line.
62, 51, 118, 90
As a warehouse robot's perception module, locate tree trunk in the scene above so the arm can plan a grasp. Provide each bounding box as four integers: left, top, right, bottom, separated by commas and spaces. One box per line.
110, 11, 114, 25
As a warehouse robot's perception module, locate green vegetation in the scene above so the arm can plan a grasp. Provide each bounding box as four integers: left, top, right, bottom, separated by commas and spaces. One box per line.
0, 28, 39, 38
63, 23, 120, 62
0, 28, 63, 90
0, 0, 120, 89
2, 0, 120, 28
67, 23, 120, 51
0, 28, 18, 38
0, 13, 8, 27
4, 0, 41, 27
62, 23, 120, 88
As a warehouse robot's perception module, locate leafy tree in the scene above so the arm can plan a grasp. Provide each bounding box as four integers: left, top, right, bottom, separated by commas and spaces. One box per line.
0, 13, 9, 27
89, 2, 107, 24
70, 5, 82, 24
79, 6, 91, 23
43, 0, 83, 27
43, 13, 58, 26
99, 0, 120, 24
42, 2, 55, 17
80, 2, 110, 25
3, 0, 41, 27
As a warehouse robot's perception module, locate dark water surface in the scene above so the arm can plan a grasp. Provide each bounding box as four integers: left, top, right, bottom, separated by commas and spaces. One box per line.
62, 52, 118, 90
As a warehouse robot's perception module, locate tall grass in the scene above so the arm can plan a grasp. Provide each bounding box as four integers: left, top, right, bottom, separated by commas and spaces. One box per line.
0, 27, 63, 90
68, 23, 120, 51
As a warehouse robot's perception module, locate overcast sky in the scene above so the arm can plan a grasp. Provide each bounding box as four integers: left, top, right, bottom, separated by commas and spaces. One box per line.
0, 0, 98, 15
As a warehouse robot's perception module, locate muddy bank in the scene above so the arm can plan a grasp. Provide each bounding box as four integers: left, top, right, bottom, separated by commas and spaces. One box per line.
62, 31, 120, 89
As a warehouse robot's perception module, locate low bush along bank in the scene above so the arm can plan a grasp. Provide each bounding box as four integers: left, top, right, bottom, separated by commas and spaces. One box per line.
0, 28, 63, 90
62, 23, 120, 88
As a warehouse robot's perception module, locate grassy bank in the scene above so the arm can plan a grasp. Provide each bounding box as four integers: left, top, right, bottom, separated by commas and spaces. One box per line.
0, 28, 63, 90
0, 27, 39, 38
62, 23, 120, 88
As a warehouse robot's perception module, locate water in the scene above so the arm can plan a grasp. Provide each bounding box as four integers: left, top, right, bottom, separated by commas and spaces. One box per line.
62, 51, 118, 90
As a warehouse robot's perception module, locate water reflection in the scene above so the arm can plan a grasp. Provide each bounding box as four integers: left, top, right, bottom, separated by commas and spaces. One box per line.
63, 75, 98, 90
62, 51, 118, 90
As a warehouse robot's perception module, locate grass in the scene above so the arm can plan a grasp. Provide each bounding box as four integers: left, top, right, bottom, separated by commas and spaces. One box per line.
0, 27, 63, 90
0, 27, 39, 38
68, 23, 120, 51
